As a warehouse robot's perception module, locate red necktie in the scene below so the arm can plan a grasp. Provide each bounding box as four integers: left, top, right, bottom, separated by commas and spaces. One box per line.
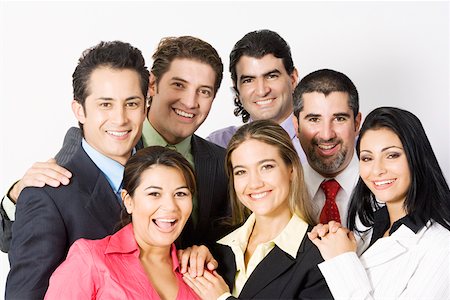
319, 179, 341, 224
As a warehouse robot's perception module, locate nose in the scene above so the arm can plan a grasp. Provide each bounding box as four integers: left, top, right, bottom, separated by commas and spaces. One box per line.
161, 195, 178, 212
248, 170, 264, 190
180, 89, 199, 109
372, 157, 387, 176
112, 105, 127, 125
317, 120, 336, 141
255, 78, 270, 97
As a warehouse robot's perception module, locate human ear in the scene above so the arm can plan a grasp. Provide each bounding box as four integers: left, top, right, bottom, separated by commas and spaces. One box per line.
149, 73, 157, 97
71, 100, 86, 124
122, 190, 133, 214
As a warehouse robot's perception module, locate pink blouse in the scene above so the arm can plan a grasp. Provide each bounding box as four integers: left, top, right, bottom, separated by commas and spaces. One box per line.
45, 224, 199, 299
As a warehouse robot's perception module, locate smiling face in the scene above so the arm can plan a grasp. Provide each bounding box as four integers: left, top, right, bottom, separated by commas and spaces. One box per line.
235, 54, 298, 124
123, 165, 192, 249
359, 128, 411, 208
147, 58, 216, 144
72, 67, 146, 165
231, 139, 293, 220
298, 91, 361, 178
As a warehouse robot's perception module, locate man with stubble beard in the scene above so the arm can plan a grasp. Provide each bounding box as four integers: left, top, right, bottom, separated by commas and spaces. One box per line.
293, 69, 361, 225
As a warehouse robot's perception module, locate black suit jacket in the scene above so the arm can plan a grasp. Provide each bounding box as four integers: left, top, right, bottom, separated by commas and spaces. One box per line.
0, 127, 230, 250
214, 229, 333, 300
6, 146, 122, 300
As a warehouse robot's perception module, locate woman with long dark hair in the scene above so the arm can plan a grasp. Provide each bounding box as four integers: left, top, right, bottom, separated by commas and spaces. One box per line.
309, 107, 450, 299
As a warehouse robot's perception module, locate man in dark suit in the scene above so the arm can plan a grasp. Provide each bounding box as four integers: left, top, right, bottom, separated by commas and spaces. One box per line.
1, 36, 230, 253
6, 41, 149, 299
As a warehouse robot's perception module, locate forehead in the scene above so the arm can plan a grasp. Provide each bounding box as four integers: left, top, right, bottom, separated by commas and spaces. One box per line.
236, 54, 287, 76
360, 128, 403, 150
87, 67, 143, 98
231, 139, 282, 165
139, 165, 185, 185
301, 91, 353, 116
161, 58, 216, 85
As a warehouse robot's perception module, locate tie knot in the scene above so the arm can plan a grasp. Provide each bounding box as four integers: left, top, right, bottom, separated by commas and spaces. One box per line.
320, 179, 340, 200
165, 144, 177, 151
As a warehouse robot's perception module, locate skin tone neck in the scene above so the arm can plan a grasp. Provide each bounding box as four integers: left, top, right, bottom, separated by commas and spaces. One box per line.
384, 200, 407, 237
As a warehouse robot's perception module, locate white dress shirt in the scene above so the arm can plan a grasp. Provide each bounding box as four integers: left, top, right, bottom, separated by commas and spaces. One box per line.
302, 152, 360, 225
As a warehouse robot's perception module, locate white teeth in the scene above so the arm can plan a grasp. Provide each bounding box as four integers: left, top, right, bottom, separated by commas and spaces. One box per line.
374, 179, 395, 186
250, 192, 267, 199
175, 109, 194, 118
318, 144, 335, 150
256, 99, 273, 105
156, 219, 176, 223
107, 131, 128, 137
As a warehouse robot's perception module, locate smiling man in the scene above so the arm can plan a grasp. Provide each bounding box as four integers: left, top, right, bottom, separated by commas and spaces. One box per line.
207, 29, 306, 162
6, 41, 149, 299
293, 69, 361, 225
0, 36, 229, 253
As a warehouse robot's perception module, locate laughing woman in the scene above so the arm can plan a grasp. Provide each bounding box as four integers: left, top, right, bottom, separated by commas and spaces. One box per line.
309, 107, 450, 299
184, 120, 332, 299
45, 146, 200, 299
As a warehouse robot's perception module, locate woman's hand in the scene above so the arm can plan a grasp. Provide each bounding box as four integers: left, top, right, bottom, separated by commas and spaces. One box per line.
308, 222, 357, 260
183, 270, 230, 300
178, 245, 218, 277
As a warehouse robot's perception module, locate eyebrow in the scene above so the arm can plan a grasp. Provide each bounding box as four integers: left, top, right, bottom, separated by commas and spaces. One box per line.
96, 96, 143, 101
303, 112, 351, 119
232, 158, 277, 170
239, 69, 281, 82
144, 185, 189, 190
360, 145, 404, 153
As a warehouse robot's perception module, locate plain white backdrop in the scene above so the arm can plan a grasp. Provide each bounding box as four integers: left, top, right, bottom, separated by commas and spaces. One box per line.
1, 1, 449, 296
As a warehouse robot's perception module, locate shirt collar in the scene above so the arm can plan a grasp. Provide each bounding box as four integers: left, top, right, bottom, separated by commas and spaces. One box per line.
82, 139, 125, 194
217, 213, 308, 259
105, 223, 180, 272
369, 206, 426, 247
303, 151, 359, 199
279, 114, 297, 140
141, 118, 192, 159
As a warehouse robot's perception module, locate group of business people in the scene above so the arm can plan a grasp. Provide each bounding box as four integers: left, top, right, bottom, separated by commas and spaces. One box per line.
1, 29, 449, 299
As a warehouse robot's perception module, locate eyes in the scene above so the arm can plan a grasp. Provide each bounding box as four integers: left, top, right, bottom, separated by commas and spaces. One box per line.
240, 72, 280, 85
171, 81, 213, 98
98, 100, 142, 109
147, 189, 191, 198
306, 115, 348, 123
360, 152, 402, 162
234, 163, 276, 176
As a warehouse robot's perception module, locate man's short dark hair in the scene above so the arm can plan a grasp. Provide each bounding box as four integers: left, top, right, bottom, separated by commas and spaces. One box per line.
293, 69, 359, 120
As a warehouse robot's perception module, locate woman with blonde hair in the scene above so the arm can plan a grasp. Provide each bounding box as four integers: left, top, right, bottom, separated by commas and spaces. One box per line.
184, 120, 332, 299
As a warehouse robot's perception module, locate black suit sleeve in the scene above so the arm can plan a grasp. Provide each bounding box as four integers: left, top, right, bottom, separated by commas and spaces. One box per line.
6, 187, 68, 299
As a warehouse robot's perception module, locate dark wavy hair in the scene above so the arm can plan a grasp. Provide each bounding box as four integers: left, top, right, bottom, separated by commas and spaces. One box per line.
229, 30, 295, 123
119, 146, 196, 227
348, 107, 450, 232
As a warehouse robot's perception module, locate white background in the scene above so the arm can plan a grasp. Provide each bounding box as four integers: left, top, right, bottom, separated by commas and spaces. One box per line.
1, 1, 449, 296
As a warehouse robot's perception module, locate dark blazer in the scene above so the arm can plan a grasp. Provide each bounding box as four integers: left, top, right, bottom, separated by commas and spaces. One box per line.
177, 134, 230, 248
214, 229, 333, 300
6, 146, 122, 300
0, 127, 81, 253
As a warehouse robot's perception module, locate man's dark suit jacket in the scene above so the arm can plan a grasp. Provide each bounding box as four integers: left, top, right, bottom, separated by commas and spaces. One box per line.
214, 229, 333, 299
0, 127, 230, 252
6, 145, 122, 299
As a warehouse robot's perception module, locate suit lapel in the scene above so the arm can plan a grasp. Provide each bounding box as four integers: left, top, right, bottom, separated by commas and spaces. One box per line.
71, 147, 122, 234
239, 246, 296, 298
360, 225, 422, 269
191, 135, 216, 229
